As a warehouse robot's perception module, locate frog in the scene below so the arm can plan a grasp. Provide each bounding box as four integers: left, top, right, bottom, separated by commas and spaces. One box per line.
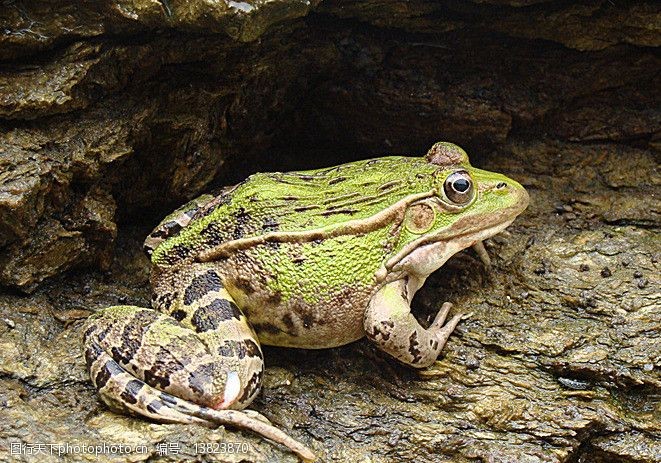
82, 142, 529, 461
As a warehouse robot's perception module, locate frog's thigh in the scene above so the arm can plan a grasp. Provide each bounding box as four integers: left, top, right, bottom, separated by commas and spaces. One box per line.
363, 279, 463, 368
166, 266, 265, 408
84, 275, 264, 418
84, 333, 212, 424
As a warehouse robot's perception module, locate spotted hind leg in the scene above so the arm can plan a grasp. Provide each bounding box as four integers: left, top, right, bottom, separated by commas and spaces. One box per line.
82, 265, 314, 461
84, 339, 314, 461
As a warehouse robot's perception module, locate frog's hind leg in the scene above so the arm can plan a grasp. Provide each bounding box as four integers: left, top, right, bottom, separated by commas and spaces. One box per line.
152, 265, 266, 409
83, 265, 314, 461
85, 338, 315, 461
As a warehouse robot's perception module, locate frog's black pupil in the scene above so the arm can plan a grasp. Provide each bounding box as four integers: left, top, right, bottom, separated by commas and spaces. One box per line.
453, 178, 470, 193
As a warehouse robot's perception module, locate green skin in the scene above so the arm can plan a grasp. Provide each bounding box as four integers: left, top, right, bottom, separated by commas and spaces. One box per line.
82, 142, 528, 461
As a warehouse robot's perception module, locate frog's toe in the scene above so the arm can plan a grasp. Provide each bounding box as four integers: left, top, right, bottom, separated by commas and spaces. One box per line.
241, 409, 273, 425
432, 312, 464, 346
431, 301, 453, 328
471, 240, 492, 267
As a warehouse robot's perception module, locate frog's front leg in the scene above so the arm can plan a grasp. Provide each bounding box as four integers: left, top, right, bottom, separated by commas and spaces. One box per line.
82, 266, 314, 462
364, 278, 464, 368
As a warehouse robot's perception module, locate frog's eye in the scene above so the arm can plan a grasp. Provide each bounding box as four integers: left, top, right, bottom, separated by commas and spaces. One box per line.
443, 170, 474, 205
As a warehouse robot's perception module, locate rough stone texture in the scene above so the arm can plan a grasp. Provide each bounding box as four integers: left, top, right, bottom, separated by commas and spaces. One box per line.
0, 0, 659, 462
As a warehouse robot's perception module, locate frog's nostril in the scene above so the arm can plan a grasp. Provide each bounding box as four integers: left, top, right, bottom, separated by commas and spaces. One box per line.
496, 182, 507, 189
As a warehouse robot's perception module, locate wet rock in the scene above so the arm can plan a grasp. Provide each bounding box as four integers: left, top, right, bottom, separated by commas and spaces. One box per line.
319, 0, 661, 51
0, 0, 319, 60
0, 185, 116, 292
0, 18, 336, 291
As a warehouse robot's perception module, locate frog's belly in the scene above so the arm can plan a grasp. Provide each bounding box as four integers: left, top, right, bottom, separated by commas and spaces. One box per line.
225, 278, 373, 349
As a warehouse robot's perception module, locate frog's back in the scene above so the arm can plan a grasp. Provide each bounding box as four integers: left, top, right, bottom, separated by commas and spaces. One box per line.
151, 156, 437, 267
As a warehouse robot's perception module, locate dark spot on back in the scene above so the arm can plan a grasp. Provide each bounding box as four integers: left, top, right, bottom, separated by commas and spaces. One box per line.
253, 322, 282, 335
217, 340, 236, 357
143, 346, 187, 390
110, 310, 160, 365
162, 220, 183, 237
159, 392, 178, 406
105, 358, 125, 376
238, 369, 263, 403
96, 325, 111, 343
294, 205, 319, 213
183, 270, 223, 305
371, 320, 393, 342
301, 313, 314, 329
235, 277, 255, 295
83, 325, 97, 342
216, 339, 257, 360
191, 298, 242, 333
200, 222, 223, 246
281, 313, 296, 334
84, 342, 103, 371
328, 177, 347, 185
235, 343, 247, 359
232, 207, 251, 240
163, 243, 192, 264
171, 309, 186, 321
262, 217, 279, 232
155, 291, 177, 311
266, 292, 282, 306
292, 303, 317, 330
244, 339, 262, 359
265, 241, 281, 251
149, 229, 168, 239
94, 361, 113, 388
196, 193, 233, 219
320, 208, 359, 217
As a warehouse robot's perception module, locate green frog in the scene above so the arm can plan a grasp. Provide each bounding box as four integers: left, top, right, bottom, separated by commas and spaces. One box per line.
82, 142, 528, 461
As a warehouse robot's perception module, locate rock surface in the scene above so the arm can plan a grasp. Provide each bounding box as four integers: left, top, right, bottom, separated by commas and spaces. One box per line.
0, 0, 659, 462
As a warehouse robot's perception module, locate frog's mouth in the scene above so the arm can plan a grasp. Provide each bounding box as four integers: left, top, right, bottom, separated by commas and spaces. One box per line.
377, 212, 520, 284
402, 219, 513, 276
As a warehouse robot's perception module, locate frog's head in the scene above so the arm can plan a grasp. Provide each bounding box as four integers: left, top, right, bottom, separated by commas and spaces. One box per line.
382, 142, 529, 279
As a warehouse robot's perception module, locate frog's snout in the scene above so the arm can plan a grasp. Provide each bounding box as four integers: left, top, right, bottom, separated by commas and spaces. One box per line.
508, 180, 530, 214
489, 176, 529, 216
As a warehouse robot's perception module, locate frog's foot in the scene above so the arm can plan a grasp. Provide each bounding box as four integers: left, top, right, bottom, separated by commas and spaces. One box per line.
471, 241, 491, 267
85, 342, 315, 461
364, 279, 465, 368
